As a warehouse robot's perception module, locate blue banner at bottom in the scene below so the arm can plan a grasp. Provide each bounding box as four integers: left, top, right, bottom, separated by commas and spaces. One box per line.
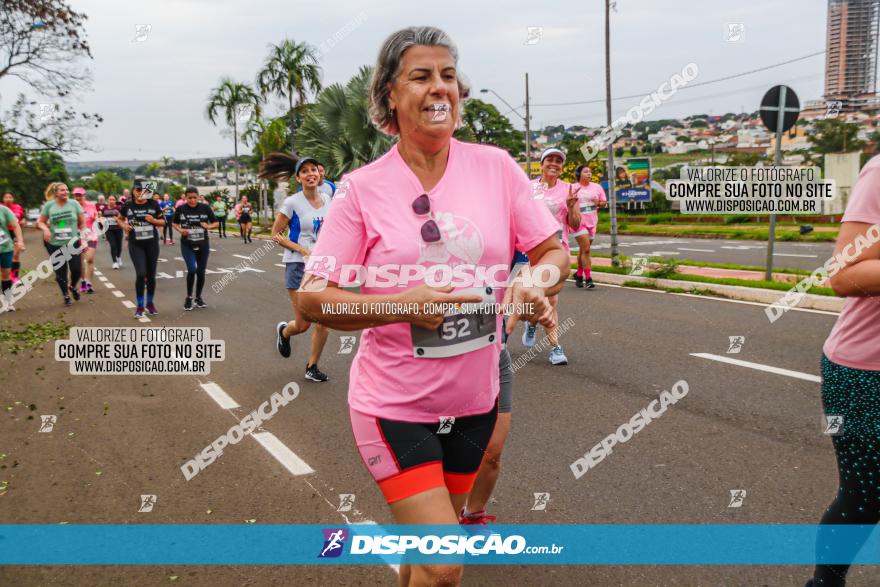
1, 524, 879, 565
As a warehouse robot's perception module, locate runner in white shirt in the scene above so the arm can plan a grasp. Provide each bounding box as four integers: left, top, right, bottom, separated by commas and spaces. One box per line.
261, 154, 333, 382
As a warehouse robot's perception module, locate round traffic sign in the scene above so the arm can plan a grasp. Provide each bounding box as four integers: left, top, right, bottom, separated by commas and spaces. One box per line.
760, 85, 800, 132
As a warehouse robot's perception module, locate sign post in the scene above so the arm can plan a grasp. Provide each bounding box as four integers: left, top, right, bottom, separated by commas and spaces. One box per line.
759, 85, 800, 281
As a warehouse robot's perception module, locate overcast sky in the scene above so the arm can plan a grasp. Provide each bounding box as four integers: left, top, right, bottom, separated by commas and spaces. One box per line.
10, 0, 828, 162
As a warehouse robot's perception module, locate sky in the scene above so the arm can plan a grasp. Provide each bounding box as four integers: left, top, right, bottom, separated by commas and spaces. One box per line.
5, 0, 829, 162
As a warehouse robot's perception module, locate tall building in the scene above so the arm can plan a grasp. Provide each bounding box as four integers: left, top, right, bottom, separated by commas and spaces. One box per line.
824, 0, 880, 111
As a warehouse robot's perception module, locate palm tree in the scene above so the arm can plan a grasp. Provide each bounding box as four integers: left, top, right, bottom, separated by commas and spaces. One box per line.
294, 66, 393, 178
256, 39, 322, 147
206, 78, 261, 200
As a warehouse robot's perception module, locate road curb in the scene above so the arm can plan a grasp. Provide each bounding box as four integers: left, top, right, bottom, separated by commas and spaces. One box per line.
591, 271, 845, 312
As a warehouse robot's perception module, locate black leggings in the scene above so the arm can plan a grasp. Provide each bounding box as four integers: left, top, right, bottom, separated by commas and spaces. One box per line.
181, 240, 210, 298
814, 355, 880, 586
128, 239, 159, 304
106, 229, 123, 261
216, 216, 227, 237
163, 218, 174, 241
45, 242, 82, 297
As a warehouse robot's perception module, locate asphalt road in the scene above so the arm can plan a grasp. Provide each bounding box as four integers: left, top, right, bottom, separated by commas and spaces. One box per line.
587, 234, 836, 271
1, 228, 874, 586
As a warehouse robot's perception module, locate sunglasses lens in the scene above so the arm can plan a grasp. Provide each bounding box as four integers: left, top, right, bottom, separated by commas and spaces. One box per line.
421, 219, 441, 243
412, 194, 430, 216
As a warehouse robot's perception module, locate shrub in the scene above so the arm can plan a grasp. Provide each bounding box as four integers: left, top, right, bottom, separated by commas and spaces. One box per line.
646, 212, 674, 225
723, 215, 751, 225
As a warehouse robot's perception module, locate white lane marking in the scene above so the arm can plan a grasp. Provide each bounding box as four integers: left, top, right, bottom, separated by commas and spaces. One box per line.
94, 270, 103, 276
275, 264, 286, 268
198, 381, 240, 409
122, 300, 136, 309
668, 292, 840, 315
138, 316, 151, 323
773, 253, 818, 258
233, 254, 251, 260
97, 275, 108, 282
112, 290, 125, 298
103, 281, 115, 289
678, 247, 715, 253
690, 353, 821, 382
251, 432, 315, 476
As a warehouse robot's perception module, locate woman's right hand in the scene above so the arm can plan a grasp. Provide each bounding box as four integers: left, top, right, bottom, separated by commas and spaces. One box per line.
41, 228, 51, 242
393, 284, 482, 330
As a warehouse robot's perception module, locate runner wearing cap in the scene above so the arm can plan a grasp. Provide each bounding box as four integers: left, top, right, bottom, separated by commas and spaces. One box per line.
72, 187, 98, 294
172, 187, 219, 310
119, 179, 165, 318
571, 165, 607, 289
37, 182, 86, 306
297, 27, 568, 587
522, 147, 580, 365
1, 193, 26, 284
0, 200, 25, 311
160, 194, 176, 244
261, 154, 332, 382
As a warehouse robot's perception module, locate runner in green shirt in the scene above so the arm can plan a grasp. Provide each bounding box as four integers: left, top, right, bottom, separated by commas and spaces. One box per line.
212, 194, 228, 238
0, 205, 25, 311
37, 182, 86, 306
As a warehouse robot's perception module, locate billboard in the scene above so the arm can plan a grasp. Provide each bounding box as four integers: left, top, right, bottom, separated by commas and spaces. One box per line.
606, 157, 651, 203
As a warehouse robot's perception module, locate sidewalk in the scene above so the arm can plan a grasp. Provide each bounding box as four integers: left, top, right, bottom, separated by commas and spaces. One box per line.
591, 257, 806, 285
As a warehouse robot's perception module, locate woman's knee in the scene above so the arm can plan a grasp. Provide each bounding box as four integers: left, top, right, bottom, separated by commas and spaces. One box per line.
416, 563, 463, 587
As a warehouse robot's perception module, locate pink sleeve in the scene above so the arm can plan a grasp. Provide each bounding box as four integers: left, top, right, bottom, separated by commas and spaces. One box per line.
506, 159, 558, 252
842, 167, 880, 225
308, 175, 368, 284
597, 185, 607, 204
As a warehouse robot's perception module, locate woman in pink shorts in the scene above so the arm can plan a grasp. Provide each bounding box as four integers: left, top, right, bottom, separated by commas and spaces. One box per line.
298, 26, 569, 586
72, 187, 98, 294
571, 165, 607, 289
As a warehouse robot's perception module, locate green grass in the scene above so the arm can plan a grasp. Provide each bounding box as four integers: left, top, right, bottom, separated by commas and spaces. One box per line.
594, 223, 837, 242
592, 266, 837, 297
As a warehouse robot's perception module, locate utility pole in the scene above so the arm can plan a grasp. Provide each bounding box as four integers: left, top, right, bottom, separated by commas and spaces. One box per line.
525, 73, 532, 179
605, 0, 619, 267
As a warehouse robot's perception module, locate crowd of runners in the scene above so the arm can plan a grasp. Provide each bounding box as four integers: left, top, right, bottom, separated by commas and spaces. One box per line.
2, 24, 878, 587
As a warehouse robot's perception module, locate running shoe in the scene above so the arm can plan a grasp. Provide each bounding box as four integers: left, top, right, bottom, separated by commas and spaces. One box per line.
549, 345, 568, 365
194, 298, 207, 308
145, 303, 159, 316
112, 262, 119, 269
575, 274, 584, 288
522, 323, 538, 347
305, 363, 329, 382
64, 296, 72, 306
117, 259, 123, 268
79, 281, 88, 293
459, 509, 497, 525
86, 282, 95, 294
170, 240, 174, 245
276, 322, 291, 358
2, 304, 15, 312
584, 277, 596, 290
68, 286, 80, 301
134, 306, 145, 318
162, 239, 166, 244
183, 297, 193, 311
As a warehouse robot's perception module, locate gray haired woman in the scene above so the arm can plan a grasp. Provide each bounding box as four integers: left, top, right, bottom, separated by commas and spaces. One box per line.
298, 27, 569, 586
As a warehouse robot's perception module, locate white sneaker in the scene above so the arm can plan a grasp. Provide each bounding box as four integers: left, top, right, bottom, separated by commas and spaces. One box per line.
112, 262, 119, 270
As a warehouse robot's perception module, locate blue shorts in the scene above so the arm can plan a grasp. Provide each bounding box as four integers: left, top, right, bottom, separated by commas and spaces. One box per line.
285, 262, 305, 290
0, 251, 12, 269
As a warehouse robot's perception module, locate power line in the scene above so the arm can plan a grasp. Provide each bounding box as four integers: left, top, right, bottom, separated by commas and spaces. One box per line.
530, 50, 826, 107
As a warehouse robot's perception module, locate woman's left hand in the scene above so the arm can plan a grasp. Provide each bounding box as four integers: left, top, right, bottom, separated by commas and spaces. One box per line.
504, 282, 554, 335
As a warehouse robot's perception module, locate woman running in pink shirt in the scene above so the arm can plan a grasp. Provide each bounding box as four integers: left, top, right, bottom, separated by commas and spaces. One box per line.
298, 26, 569, 587
571, 164, 607, 289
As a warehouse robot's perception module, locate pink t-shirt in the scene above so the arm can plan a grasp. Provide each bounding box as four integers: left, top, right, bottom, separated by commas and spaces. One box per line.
310, 139, 559, 421
532, 178, 576, 252
823, 155, 880, 371
576, 182, 607, 231
80, 201, 98, 233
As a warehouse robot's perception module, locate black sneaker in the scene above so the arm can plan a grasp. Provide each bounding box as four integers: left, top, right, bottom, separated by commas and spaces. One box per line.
68, 286, 80, 301
194, 298, 207, 308
276, 321, 291, 358
305, 363, 329, 382
575, 274, 584, 288
584, 277, 596, 290
184, 297, 193, 311
64, 296, 72, 306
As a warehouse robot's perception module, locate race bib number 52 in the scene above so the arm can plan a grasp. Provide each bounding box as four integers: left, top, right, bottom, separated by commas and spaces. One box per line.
411, 287, 498, 359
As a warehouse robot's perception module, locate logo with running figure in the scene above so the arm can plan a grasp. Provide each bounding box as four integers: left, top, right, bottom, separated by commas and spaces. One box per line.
416, 212, 483, 267
531, 492, 550, 511
437, 416, 455, 435
337, 494, 355, 512
39, 415, 57, 433
319, 528, 348, 558
824, 414, 844, 436
338, 336, 356, 355
138, 494, 157, 513
728, 489, 746, 508
726, 336, 745, 354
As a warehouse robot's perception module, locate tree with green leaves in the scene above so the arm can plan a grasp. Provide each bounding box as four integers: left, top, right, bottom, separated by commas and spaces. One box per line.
808, 118, 866, 154
294, 66, 394, 179
0, 135, 69, 207
0, 0, 102, 153
88, 170, 125, 196
206, 78, 261, 200
256, 40, 322, 147
460, 99, 524, 159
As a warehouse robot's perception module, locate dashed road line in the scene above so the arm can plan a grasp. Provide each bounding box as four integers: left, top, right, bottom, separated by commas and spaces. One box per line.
690, 353, 821, 382
251, 432, 315, 476
199, 381, 240, 409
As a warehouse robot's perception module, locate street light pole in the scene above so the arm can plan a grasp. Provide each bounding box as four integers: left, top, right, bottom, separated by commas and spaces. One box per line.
525, 73, 532, 179
605, 0, 619, 267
